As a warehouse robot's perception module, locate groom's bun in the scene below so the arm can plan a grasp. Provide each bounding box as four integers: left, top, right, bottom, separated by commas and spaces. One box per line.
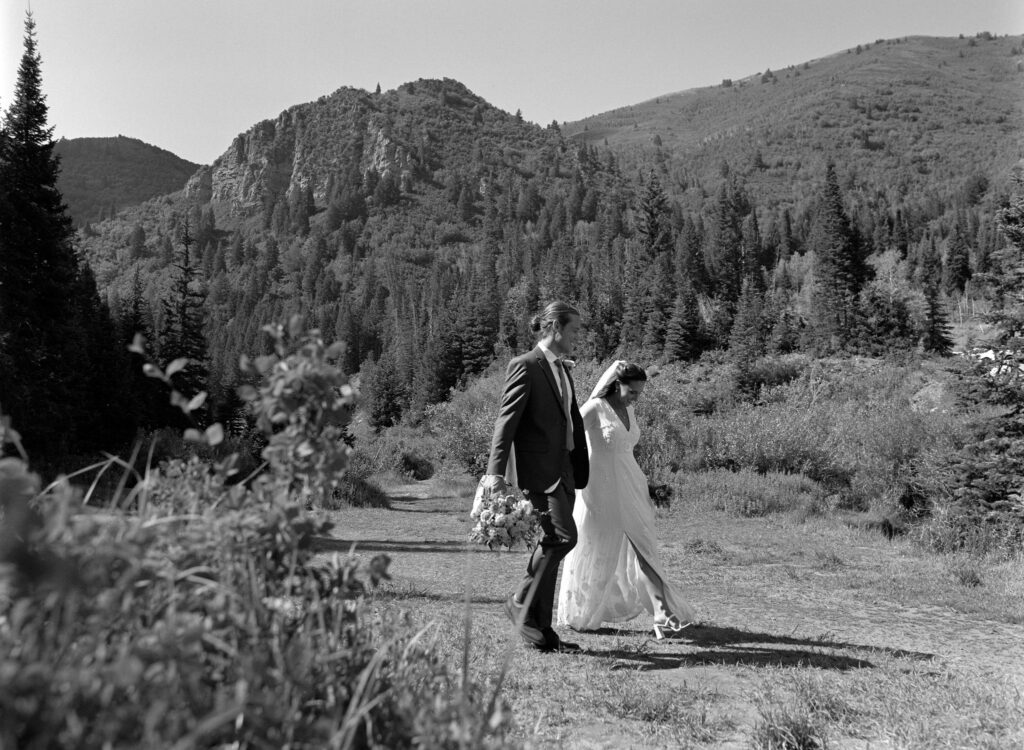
529, 315, 543, 333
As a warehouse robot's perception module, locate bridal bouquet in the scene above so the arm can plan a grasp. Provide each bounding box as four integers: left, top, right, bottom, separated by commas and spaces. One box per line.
469, 488, 539, 550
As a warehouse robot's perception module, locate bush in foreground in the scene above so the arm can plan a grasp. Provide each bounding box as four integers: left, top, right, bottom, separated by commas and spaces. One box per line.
0, 320, 509, 749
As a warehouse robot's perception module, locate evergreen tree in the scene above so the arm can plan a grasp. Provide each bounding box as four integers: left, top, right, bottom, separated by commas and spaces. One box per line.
459, 252, 500, 376
0, 13, 127, 459
740, 211, 763, 285
159, 215, 210, 417
853, 287, 917, 356
988, 167, 1024, 355
944, 220, 972, 294
664, 283, 702, 361
119, 267, 162, 428
919, 237, 953, 355
729, 277, 766, 361
128, 223, 146, 260
637, 172, 673, 258
704, 182, 743, 305
363, 350, 406, 429
808, 163, 865, 351
674, 217, 710, 294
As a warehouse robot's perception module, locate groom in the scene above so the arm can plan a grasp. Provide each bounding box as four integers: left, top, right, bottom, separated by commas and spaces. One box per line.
482, 301, 589, 653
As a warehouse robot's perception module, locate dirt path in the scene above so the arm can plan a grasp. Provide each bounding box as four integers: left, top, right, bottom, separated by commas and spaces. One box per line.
316, 477, 1024, 748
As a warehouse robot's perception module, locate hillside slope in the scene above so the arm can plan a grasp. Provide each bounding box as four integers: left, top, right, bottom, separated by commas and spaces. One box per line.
566, 34, 1024, 211
56, 135, 199, 226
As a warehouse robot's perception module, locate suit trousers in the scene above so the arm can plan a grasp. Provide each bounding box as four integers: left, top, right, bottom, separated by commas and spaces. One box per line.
514, 453, 578, 629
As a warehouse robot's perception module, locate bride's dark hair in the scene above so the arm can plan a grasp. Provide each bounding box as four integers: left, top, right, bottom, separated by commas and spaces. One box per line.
596, 362, 647, 400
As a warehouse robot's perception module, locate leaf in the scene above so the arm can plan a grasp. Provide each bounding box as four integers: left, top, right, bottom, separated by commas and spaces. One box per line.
187, 392, 208, 411
288, 314, 304, 339
205, 423, 224, 446
326, 341, 347, 360
128, 333, 146, 355
184, 428, 204, 443
166, 358, 189, 377
142, 363, 164, 380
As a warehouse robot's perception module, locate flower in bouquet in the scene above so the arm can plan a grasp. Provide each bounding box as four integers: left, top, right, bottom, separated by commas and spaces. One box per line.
648, 482, 673, 509
470, 488, 539, 549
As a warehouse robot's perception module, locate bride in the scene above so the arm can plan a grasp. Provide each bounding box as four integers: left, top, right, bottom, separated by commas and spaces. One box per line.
557, 361, 697, 638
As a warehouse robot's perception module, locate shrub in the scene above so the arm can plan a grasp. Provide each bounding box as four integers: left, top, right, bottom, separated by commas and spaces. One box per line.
0, 455, 508, 748
424, 368, 506, 476
400, 450, 435, 480
672, 468, 824, 517
237, 318, 356, 503
351, 425, 439, 481
735, 356, 807, 399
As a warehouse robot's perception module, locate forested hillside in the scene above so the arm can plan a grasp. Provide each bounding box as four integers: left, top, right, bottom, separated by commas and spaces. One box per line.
568, 34, 1024, 212
77, 33, 1024, 430
55, 135, 199, 226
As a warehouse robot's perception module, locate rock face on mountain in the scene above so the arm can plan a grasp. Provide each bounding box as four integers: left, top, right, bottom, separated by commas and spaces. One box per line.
184, 81, 481, 217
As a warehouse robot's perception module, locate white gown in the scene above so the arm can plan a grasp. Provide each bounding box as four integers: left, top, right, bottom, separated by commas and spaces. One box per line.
557, 397, 697, 630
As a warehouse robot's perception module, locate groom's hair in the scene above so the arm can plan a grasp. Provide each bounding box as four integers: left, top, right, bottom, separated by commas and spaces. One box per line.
530, 301, 579, 336
597, 362, 647, 399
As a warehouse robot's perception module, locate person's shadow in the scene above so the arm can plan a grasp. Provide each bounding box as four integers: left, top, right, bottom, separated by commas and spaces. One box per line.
575, 623, 934, 672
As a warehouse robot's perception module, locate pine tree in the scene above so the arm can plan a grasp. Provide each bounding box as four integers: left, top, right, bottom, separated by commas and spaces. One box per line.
705, 182, 743, 305
119, 267, 162, 428
0, 13, 126, 459
664, 283, 702, 361
674, 217, 710, 294
808, 162, 865, 351
988, 168, 1024, 356
919, 237, 953, 355
944, 220, 972, 294
159, 215, 210, 417
729, 277, 766, 361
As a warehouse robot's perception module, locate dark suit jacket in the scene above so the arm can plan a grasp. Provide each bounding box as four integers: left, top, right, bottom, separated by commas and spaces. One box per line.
487, 346, 589, 493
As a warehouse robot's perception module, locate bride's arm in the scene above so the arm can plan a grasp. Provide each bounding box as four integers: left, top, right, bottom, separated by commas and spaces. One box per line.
580, 399, 611, 447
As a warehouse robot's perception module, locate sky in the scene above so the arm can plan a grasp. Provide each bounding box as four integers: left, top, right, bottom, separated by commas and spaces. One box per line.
2, 1, 1022, 166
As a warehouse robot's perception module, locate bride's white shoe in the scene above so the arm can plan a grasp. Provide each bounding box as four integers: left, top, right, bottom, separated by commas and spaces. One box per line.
652, 617, 693, 640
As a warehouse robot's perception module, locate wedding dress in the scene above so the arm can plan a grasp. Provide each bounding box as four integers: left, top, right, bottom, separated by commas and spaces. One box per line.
556, 394, 697, 631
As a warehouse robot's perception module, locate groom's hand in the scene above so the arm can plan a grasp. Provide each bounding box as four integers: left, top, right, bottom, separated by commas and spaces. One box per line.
481, 474, 508, 494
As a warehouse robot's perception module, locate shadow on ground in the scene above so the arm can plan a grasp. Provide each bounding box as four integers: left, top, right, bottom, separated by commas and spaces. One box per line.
313, 537, 508, 554
573, 623, 934, 671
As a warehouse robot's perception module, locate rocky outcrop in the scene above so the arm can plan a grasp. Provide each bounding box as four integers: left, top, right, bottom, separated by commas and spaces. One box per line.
203, 115, 297, 215
190, 94, 418, 217
183, 165, 212, 203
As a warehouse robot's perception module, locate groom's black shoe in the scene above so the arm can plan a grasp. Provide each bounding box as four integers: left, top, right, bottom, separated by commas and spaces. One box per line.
540, 627, 581, 653
504, 596, 546, 648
